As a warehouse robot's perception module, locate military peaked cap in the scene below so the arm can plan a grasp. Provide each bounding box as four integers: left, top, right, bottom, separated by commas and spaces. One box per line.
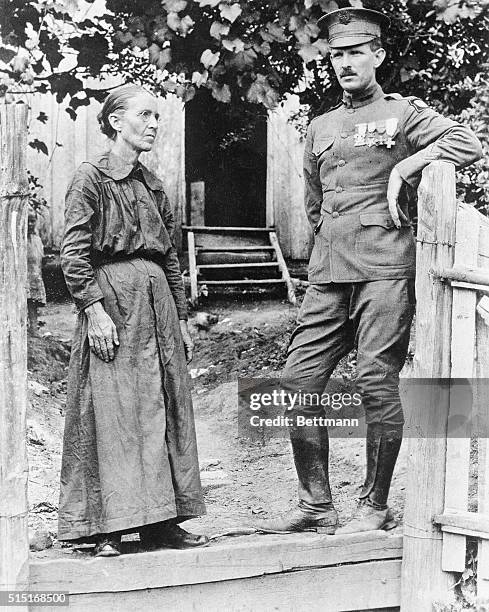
319, 7, 390, 48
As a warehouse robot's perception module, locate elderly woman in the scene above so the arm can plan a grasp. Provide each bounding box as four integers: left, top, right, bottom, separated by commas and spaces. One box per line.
58, 85, 207, 557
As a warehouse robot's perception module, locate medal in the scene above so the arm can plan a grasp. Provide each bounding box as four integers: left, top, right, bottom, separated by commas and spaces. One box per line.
354, 123, 367, 147
385, 118, 398, 149
376, 121, 386, 134
375, 121, 386, 146
365, 122, 377, 147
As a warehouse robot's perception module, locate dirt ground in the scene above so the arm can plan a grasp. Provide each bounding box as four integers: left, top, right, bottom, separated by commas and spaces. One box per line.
27, 295, 409, 561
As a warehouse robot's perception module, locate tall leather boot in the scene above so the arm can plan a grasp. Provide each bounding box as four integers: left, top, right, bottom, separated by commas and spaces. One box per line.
291, 425, 333, 510
336, 423, 402, 534
255, 424, 338, 534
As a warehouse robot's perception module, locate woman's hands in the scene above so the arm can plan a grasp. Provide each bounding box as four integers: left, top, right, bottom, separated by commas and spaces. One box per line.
84, 305, 193, 364
84, 301, 119, 362
179, 320, 193, 364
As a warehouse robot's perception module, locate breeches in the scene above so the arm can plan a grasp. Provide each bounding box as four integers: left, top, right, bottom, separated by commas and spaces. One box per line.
282, 279, 415, 426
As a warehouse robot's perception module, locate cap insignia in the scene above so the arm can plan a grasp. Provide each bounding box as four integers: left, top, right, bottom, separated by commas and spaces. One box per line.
338, 11, 352, 25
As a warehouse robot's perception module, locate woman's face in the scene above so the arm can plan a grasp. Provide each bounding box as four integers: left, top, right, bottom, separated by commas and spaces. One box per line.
111, 92, 159, 153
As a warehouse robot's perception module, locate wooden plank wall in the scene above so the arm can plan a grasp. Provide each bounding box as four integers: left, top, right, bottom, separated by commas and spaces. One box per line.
27, 86, 186, 250
267, 95, 311, 260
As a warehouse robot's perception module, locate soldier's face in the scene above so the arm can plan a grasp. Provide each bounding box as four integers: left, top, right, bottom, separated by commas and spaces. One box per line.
330, 43, 386, 94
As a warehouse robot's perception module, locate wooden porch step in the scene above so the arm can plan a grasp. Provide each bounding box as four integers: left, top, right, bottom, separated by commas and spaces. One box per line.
198, 279, 286, 285
198, 263, 279, 270
183, 226, 274, 233
198, 246, 275, 252
185, 227, 296, 305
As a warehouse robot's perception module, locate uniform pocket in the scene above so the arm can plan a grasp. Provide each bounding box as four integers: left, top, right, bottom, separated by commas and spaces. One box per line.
308, 215, 329, 276
356, 213, 415, 269
313, 136, 335, 158
312, 136, 335, 190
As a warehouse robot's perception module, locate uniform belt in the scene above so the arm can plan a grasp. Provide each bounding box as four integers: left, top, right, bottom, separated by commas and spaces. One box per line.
91, 252, 160, 268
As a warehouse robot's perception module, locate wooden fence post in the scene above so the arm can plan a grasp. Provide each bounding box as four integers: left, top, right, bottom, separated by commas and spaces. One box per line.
401, 161, 457, 610
0, 103, 30, 594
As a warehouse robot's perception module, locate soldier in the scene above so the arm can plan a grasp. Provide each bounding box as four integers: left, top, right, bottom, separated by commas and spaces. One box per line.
257, 7, 482, 534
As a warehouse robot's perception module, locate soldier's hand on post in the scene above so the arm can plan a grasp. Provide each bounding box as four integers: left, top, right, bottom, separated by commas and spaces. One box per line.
387, 167, 409, 229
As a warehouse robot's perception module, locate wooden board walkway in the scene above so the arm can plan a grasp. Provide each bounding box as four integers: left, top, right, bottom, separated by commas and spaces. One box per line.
29, 532, 402, 611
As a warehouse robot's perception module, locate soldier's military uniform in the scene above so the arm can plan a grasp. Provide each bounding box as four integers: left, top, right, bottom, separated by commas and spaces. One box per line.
258, 7, 482, 535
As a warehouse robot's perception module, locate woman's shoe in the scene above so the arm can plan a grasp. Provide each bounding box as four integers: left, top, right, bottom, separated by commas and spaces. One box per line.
139, 524, 162, 551
158, 523, 209, 549
93, 533, 122, 557
140, 521, 208, 550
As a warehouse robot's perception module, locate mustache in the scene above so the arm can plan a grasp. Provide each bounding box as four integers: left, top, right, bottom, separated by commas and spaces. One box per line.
340, 70, 357, 77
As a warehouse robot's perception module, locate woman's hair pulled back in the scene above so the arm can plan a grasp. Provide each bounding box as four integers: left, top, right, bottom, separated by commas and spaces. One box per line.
97, 85, 147, 140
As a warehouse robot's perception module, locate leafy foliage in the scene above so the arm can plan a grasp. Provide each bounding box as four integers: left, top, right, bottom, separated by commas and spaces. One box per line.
456, 73, 489, 213
27, 171, 48, 213
0, 0, 487, 208
28, 138, 49, 156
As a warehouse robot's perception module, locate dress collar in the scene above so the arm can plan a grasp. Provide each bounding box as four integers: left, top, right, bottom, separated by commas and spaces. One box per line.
90, 151, 164, 191
342, 82, 384, 109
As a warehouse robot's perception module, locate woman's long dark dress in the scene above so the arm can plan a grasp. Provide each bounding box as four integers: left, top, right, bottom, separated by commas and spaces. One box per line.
58, 152, 205, 540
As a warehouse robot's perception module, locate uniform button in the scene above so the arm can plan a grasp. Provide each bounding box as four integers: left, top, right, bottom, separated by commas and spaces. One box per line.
332, 211, 340, 218
338, 159, 346, 167
335, 186, 343, 193
341, 132, 348, 139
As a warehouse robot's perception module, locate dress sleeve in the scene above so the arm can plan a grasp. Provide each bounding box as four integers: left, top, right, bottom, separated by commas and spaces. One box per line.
158, 191, 188, 321
60, 164, 104, 311
303, 119, 323, 228
395, 101, 483, 187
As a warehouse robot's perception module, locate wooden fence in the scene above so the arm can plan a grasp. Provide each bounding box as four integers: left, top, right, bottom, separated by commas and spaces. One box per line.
402, 161, 489, 611
1, 102, 489, 610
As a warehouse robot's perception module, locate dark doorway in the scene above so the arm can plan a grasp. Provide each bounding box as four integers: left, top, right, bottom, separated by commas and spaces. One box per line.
185, 90, 267, 227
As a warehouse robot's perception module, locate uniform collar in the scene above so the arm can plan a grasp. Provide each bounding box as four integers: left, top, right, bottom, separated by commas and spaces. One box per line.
342, 82, 384, 109
90, 152, 164, 190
